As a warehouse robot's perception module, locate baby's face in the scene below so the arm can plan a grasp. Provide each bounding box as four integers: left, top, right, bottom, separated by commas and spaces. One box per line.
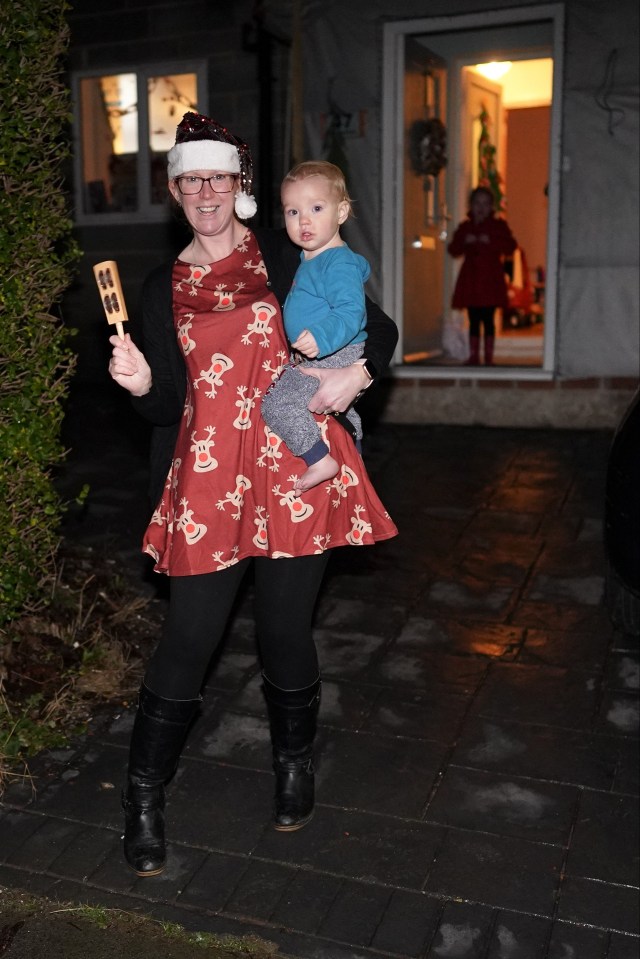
281, 176, 349, 258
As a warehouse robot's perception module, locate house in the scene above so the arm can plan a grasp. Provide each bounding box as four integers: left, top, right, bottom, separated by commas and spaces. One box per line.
65, 0, 639, 427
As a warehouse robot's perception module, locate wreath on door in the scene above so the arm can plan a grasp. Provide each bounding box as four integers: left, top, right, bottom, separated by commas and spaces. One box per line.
408, 118, 447, 177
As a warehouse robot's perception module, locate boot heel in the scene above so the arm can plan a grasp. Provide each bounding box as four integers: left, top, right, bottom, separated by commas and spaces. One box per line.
122, 684, 200, 876
263, 675, 321, 832
122, 786, 166, 876
272, 754, 315, 831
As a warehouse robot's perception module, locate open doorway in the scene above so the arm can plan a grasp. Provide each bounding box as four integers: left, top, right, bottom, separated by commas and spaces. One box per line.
453, 57, 552, 368
381, 7, 564, 376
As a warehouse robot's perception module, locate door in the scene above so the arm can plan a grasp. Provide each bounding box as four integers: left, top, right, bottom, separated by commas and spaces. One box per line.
447, 67, 506, 337
382, 10, 562, 374
402, 39, 448, 361
458, 68, 504, 216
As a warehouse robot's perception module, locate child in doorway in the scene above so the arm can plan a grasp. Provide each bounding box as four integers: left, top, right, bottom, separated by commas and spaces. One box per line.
448, 186, 517, 366
261, 161, 370, 492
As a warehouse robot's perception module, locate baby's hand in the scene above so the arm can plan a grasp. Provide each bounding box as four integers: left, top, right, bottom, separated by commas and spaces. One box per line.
291, 329, 320, 358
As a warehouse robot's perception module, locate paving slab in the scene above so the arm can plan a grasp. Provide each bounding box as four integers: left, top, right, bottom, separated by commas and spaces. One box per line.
1, 390, 638, 958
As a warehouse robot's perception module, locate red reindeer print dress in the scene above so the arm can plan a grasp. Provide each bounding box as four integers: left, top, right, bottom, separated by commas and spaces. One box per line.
143, 229, 397, 575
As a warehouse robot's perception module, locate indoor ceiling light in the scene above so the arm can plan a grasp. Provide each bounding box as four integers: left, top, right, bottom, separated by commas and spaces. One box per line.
474, 61, 512, 81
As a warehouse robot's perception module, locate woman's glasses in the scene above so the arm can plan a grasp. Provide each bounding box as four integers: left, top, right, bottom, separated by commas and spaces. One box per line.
175, 174, 238, 195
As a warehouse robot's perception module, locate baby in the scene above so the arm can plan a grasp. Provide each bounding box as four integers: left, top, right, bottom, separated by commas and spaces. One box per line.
261, 160, 369, 492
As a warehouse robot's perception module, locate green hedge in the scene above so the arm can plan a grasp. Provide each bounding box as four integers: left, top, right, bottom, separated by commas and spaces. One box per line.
0, 0, 80, 628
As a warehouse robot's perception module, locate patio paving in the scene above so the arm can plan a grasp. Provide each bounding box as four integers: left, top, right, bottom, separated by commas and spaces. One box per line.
1, 385, 638, 958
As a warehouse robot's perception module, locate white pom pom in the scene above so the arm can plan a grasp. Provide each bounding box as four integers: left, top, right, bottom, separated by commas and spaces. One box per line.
235, 192, 257, 219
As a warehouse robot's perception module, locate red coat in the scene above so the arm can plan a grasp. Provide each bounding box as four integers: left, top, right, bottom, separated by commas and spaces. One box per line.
448, 215, 517, 309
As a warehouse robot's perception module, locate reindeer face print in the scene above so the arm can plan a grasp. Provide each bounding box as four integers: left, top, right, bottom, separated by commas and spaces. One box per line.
262, 350, 289, 382
177, 313, 196, 355
190, 426, 218, 472
257, 426, 284, 472
327, 464, 359, 508
193, 353, 234, 399
188, 264, 210, 286
174, 263, 212, 295
241, 301, 275, 348
346, 504, 372, 545
212, 282, 245, 311
243, 256, 267, 277
175, 498, 207, 545
233, 386, 262, 430
216, 474, 252, 520
272, 478, 314, 523
252, 506, 269, 549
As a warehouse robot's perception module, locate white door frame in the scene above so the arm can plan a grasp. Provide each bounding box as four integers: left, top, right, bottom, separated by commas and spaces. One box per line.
381, 5, 565, 378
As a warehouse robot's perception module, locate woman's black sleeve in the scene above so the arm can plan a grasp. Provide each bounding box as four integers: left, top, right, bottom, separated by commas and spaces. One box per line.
362, 296, 398, 378
131, 266, 185, 426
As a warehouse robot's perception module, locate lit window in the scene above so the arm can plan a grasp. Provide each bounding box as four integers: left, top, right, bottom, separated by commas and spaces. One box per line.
73, 63, 206, 222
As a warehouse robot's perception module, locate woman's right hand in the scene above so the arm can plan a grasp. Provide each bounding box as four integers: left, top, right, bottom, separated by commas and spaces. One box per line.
300, 362, 369, 414
108, 333, 152, 397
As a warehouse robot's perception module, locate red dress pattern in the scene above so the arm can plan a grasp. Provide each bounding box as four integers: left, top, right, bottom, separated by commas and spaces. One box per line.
143, 230, 397, 575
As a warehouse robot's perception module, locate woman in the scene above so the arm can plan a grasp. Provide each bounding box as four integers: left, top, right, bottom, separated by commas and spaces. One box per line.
108, 112, 398, 877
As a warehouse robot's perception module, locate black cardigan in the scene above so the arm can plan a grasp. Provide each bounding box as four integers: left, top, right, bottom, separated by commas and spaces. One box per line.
131, 226, 398, 505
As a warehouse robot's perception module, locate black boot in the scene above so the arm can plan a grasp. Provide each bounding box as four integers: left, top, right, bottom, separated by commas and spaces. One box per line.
122, 683, 200, 876
263, 674, 321, 832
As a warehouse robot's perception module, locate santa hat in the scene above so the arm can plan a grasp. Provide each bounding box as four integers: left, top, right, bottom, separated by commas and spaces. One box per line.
167, 112, 257, 219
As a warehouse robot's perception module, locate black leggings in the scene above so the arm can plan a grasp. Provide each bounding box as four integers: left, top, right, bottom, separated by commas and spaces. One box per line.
144, 553, 330, 700
468, 307, 496, 338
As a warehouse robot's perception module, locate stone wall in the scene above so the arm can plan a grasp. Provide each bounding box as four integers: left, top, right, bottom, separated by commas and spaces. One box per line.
373, 375, 637, 429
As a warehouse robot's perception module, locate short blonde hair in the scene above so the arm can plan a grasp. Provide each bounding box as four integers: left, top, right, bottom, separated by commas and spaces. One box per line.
282, 160, 353, 218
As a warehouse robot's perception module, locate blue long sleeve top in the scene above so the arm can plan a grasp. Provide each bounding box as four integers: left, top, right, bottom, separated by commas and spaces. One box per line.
283, 244, 370, 359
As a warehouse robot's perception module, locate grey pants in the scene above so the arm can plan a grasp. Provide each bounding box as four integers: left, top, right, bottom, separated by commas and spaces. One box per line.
261, 342, 364, 466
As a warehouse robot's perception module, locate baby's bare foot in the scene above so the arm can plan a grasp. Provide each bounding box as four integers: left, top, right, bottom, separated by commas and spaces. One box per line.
294, 454, 339, 493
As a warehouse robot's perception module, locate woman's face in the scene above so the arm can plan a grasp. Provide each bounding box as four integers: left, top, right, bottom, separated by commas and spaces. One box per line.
169, 170, 239, 237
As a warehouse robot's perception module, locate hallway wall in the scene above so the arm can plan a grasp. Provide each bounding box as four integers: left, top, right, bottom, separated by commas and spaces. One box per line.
505, 105, 550, 276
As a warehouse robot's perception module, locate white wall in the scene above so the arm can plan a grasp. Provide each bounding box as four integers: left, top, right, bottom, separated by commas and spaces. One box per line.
301, 0, 639, 379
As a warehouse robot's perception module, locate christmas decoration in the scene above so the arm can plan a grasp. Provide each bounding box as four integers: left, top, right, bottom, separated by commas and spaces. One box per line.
408, 118, 447, 177
477, 104, 505, 211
